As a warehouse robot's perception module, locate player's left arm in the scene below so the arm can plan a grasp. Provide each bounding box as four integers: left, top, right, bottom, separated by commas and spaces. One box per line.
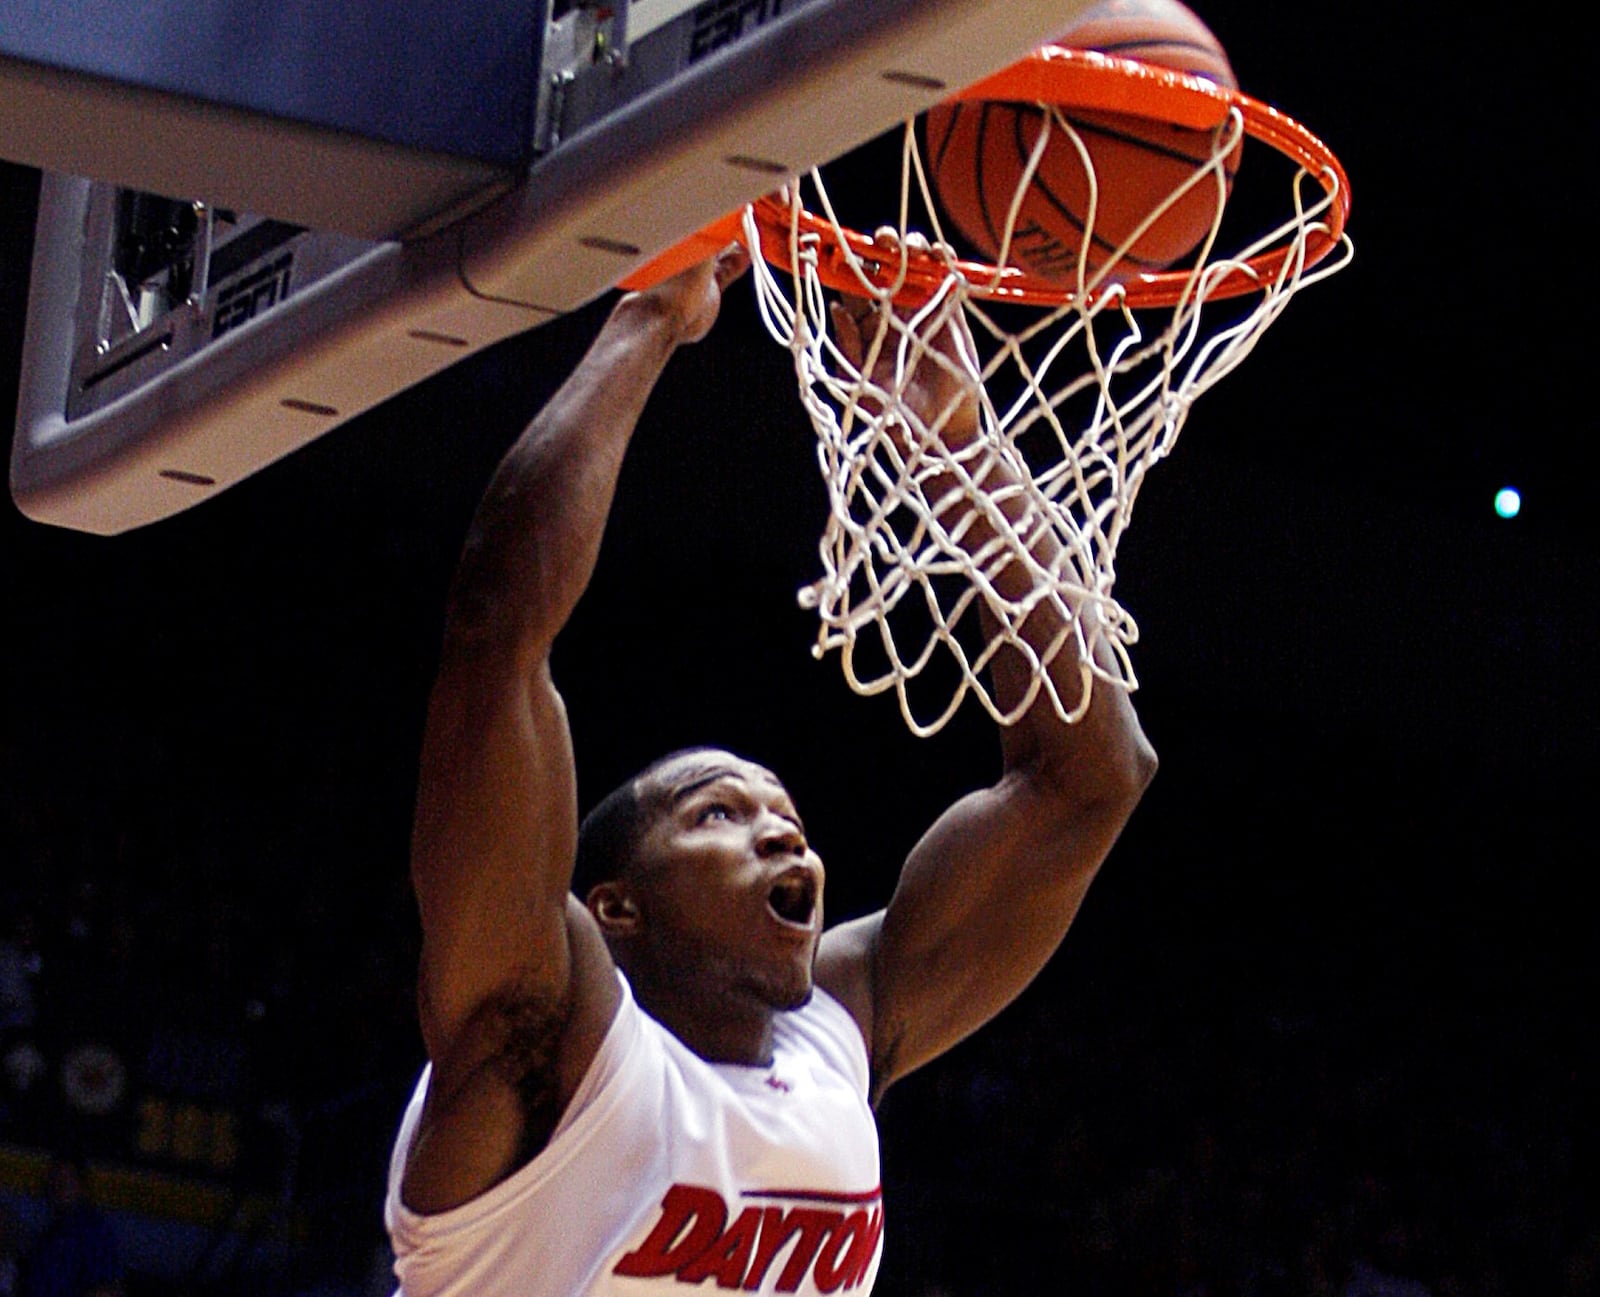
814, 280, 1158, 1103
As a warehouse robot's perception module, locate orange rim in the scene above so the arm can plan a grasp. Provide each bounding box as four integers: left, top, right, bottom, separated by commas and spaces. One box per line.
626, 46, 1351, 309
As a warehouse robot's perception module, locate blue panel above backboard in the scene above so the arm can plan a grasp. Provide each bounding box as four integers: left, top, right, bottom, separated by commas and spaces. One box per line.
0, 0, 540, 165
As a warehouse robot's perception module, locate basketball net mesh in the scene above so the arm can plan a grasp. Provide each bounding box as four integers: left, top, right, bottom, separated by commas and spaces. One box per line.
746, 99, 1351, 738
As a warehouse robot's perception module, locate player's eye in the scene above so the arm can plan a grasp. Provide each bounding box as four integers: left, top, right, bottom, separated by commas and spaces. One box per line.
696, 803, 734, 824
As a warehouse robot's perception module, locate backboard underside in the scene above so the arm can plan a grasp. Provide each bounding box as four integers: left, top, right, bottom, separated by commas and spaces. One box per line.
6, 0, 1090, 535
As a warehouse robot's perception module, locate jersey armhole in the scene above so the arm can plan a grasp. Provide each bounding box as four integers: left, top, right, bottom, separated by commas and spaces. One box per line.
388, 971, 647, 1244
805, 984, 873, 1099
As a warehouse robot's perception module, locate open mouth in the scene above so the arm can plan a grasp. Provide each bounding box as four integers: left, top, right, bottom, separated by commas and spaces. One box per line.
767, 871, 818, 927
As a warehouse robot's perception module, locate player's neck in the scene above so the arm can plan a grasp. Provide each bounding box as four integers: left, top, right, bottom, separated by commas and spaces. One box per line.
636, 977, 779, 1068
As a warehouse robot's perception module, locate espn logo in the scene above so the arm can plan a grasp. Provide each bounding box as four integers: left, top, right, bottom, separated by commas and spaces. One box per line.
211, 254, 293, 339
689, 0, 788, 62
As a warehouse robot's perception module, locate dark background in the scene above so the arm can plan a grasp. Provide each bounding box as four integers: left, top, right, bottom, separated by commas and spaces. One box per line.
1, 3, 1594, 1294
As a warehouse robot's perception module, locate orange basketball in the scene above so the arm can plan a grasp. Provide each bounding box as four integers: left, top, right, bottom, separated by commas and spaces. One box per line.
925, 0, 1241, 284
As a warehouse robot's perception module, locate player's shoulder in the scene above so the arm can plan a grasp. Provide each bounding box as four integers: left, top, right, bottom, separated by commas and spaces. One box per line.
560, 893, 627, 1079
814, 910, 880, 1048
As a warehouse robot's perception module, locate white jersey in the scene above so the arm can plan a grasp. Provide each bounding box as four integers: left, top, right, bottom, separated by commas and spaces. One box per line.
384, 973, 884, 1296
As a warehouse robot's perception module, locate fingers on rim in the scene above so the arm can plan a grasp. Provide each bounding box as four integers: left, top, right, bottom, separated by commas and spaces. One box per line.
870, 227, 937, 254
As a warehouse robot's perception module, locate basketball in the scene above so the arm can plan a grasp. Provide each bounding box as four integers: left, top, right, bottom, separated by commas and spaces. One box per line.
924, 0, 1241, 284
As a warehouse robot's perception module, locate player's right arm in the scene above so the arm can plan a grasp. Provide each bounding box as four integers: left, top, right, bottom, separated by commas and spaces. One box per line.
401, 248, 749, 1214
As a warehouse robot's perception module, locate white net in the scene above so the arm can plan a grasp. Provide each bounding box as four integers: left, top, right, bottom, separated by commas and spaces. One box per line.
745, 83, 1352, 738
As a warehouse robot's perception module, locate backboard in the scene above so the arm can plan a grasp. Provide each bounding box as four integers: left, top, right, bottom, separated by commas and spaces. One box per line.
3, 0, 1091, 534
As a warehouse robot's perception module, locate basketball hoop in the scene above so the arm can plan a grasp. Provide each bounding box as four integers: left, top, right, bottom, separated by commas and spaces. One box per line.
649, 45, 1353, 737
741, 47, 1349, 310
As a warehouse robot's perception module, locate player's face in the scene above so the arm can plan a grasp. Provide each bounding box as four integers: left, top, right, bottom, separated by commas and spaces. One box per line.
631, 751, 825, 1011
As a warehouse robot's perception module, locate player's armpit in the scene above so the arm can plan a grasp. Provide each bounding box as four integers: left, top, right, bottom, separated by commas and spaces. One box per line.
403, 898, 620, 1215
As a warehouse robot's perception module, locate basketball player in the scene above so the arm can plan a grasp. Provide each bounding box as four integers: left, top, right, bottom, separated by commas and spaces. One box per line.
382, 245, 1157, 1294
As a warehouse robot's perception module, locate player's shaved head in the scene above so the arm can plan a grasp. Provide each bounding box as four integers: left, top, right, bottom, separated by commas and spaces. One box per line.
570, 747, 730, 902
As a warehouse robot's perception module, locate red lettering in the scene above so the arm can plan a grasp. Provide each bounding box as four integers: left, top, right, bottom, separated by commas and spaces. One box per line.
741, 1207, 796, 1291
774, 1209, 844, 1293
842, 1205, 884, 1290
613, 1184, 727, 1278
680, 1205, 762, 1288
614, 1186, 885, 1291
814, 1209, 868, 1293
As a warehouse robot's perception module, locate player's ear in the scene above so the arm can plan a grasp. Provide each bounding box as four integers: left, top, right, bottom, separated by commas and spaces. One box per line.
588, 882, 641, 936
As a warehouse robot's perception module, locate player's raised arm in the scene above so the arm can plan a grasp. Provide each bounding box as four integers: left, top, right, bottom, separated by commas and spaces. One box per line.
404, 248, 748, 1211
815, 283, 1158, 1103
